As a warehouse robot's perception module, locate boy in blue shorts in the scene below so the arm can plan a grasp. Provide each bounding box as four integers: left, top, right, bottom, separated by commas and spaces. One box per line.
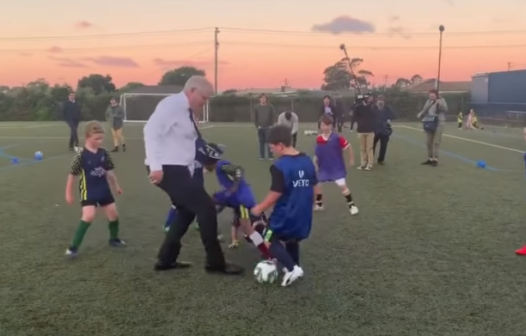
64, 121, 125, 257
203, 143, 272, 258
252, 125, 318, 286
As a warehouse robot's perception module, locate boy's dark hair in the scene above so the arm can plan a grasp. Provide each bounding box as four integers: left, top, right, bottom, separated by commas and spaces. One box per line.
285, 111, 292, 121
319, 114, 333, 126
267, 125, 292, 147
323, 95, 331, 100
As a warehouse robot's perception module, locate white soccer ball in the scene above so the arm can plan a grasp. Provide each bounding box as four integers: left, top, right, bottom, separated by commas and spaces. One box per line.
253, 260, 279, 284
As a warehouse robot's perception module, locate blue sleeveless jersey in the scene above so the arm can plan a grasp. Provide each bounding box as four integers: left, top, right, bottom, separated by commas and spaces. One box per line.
214, 160, 256, 208
269, 154, 317, 240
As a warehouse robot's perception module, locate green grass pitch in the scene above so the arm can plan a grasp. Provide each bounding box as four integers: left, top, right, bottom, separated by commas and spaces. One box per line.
1, 121, 526, 336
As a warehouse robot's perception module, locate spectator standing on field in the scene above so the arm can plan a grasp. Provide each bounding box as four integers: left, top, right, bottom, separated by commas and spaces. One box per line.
253, 94, 277, 160
353, 94, 377, 170
105, 97, 126, 152
373, 95, 394, 165
63, 91, 81, 151
277, 111, 299, 147
417, 89, 448, 166
319, 95, 341, 131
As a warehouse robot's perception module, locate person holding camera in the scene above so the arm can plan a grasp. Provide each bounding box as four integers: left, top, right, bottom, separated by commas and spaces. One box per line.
354, 93, 377, 170
373, 96, 394, 165
417, 89, 448, 167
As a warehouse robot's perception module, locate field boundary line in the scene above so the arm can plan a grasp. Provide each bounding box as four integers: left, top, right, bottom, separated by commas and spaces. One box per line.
398, 125, 524, 154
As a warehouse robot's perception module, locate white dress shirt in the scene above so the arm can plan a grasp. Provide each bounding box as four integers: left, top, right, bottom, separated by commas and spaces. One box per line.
144, 92, 197, 172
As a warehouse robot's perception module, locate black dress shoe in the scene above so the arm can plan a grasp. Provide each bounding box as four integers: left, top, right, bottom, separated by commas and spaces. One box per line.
154, 261, 192, 271
205, 262, 244, 275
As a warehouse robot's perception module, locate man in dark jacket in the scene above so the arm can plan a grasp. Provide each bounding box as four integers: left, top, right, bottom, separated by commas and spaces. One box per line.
62, 91, 81, 151
354, 94, 377, 170
253, 94, 277, 160
373, 96, 394, 165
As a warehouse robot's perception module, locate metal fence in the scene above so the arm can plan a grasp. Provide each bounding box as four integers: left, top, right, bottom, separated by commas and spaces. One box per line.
469, 102, 526, 127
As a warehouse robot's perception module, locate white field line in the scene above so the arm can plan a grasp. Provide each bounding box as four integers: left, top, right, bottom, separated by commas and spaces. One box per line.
398, 125, 524, 154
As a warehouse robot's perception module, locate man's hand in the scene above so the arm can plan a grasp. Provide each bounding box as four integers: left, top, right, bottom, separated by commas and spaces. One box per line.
149, 170, 163, 184
416, 113, 422, 119
228, 241, 239, 249
251, 205, 263, 216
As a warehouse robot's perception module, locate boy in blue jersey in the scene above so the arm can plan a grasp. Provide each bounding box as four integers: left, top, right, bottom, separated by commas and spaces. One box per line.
203, 143, 271, 258
65, 121, 125, 257
314, 115, 359, 215
252, 125, 318, 286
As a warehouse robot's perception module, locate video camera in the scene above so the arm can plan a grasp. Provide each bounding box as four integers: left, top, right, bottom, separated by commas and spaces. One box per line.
354, 92, 373, 105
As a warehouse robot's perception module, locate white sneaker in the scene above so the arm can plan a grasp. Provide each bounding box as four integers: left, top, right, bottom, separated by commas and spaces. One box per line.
357, 166, 364, 170
364, 166, 372, 171
281, 266, 304, 287
313, 205, 324, 211
350, 205, 359, 215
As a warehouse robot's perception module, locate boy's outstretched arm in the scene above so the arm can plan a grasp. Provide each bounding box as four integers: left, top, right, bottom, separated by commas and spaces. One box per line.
66, 153, 82, 204
103, 151, 122, 193
252, 165, 283, 215
339, 136, 354, 166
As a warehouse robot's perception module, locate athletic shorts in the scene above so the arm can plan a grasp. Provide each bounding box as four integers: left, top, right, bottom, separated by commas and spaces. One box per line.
231, 206, 267, 229
262, 227, 302, 243
81, 195, 115, 207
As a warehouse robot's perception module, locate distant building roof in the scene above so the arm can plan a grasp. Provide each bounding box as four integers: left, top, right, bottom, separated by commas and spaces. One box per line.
405, 79, 470, 93
125, 85, 183, 95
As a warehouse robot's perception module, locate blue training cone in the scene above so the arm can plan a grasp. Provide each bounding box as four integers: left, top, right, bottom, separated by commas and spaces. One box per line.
11, 157, 19, 164
476, 160, 486, 168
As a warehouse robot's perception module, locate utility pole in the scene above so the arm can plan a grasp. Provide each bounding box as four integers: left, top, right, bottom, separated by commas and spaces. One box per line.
383, 75, 388, 86
214, 27, 220, 95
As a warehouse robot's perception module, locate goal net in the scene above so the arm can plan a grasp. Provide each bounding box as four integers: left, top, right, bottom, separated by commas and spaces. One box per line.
120, 93, 210, 123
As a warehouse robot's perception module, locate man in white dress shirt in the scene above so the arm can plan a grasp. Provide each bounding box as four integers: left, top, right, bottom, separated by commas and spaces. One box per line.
144, 76, 243, 275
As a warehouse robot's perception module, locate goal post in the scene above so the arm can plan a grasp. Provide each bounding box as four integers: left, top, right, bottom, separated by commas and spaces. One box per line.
119, 93, 210, 123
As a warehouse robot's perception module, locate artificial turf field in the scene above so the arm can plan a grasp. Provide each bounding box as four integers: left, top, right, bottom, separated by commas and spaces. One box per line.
1, 121, 526, 336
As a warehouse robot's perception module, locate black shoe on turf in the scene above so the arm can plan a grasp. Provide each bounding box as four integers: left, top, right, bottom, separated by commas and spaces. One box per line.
154, 261, 192, 271
122, 144, 126, 152
111, 146, 119, 153
205, 262, 244, 275
378, 161, 385, 165
421, 159, 433, 165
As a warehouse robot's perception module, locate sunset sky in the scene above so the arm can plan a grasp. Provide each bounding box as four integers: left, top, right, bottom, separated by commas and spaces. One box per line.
2, 0, 526, 91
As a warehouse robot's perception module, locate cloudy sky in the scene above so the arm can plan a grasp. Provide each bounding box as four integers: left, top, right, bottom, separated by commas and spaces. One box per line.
2, 0, 526, 89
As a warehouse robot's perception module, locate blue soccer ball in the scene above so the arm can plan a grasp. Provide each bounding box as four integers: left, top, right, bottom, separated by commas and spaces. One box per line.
34, 151, 43, 160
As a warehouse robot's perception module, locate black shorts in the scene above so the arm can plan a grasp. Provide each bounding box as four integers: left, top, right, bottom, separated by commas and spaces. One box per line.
80, 196, 115, 207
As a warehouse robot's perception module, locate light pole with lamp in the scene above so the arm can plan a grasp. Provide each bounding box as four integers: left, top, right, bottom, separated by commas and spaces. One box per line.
436, 25, 445, 91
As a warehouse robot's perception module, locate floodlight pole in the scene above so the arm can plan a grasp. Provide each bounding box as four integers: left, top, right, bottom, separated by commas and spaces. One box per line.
214, 27, 220, 95
436, 25, 445, 92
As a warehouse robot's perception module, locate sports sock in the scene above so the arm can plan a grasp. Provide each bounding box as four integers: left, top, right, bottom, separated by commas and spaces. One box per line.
71, 220, 91, 249
108, 220, 119, 240
249, 231, 271, 259
165, 206, 177, 228
286, 242, 300, 265
315, 194, 323, 207
343, 190, 354, 209
269, 241, 295, 272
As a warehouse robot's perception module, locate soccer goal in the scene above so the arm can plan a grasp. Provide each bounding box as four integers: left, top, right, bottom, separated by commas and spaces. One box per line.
119, 93, 210, 123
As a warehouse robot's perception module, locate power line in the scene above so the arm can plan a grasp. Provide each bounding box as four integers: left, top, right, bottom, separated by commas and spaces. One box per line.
4, 26, 526, 41
221, 27, 526, 37
221, 41, 526, 50
4, 40, 526, 54
0, 28, 211, 41
0, 41, 211, 53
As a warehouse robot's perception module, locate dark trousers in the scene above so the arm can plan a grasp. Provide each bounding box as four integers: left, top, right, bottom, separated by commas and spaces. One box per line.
336, 116, 343, 132
151, 165, 225, 268
67, 120, 79, 148
373, 133, 389, 163
257, 127, 272, 158
350, 117, 356, 131
292, 132, 297, 147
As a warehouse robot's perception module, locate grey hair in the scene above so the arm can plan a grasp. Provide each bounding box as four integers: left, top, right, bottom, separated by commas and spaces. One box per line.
184, 76, 214, 94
